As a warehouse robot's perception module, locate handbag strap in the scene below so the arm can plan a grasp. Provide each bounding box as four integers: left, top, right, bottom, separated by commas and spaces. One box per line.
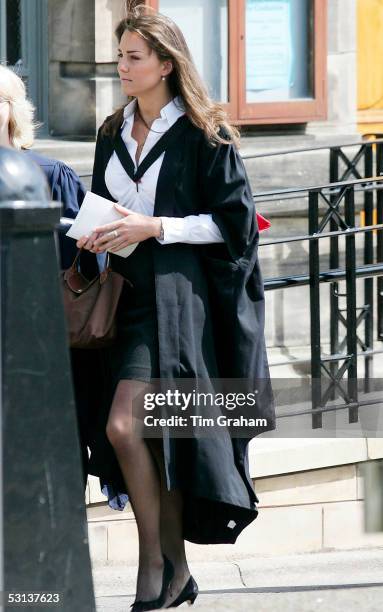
71, 249, 111, 271
114, 114, 189, 184
65, 249, 111, 294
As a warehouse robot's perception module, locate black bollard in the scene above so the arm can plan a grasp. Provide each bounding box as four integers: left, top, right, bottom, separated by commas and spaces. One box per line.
0, 148, 96, 611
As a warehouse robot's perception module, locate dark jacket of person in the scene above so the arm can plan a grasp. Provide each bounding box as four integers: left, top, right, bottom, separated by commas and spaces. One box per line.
24, 148, 100, 490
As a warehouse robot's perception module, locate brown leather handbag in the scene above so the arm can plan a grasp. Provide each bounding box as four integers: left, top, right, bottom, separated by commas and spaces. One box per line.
61, 249, 128, 349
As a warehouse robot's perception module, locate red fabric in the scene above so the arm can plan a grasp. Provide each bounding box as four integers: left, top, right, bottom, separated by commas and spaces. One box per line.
256, 212, 271, 232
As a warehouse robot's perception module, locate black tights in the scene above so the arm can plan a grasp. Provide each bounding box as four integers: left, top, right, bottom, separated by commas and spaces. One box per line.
105, 379, 191, 605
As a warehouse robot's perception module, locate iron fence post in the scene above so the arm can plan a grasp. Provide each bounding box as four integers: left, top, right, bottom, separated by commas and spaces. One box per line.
364, 145, 374, 389
329, 147, 340, 400
344, 186, 358, 422
309, 189, 322, 428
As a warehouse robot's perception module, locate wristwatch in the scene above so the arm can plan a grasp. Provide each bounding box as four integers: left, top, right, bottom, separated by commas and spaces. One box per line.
159, 218, 164, 240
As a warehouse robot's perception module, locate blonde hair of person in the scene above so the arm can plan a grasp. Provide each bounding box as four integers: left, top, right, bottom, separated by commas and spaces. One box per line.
0, 64, 36, 149
103, 1, 240, 148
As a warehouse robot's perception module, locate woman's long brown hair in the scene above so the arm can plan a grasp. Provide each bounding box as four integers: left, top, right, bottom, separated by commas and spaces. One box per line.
101, 1, 240, 147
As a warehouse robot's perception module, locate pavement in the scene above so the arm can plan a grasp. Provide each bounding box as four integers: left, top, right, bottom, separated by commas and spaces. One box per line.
92, 547, 383, 611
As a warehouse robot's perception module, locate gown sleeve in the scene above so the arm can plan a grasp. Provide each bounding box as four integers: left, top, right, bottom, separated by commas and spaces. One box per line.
198, 131, 259, 264
197, 131, 274, 421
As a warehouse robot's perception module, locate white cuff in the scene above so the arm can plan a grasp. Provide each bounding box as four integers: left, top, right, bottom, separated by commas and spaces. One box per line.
156, 216, 187, 244
155, 214, 224, 245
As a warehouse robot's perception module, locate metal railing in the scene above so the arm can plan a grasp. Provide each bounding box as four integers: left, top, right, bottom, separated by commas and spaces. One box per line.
244, 136, 383, 428
77, 136, 383, 429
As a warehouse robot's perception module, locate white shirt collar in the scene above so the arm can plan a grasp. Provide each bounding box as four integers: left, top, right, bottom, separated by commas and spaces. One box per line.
123, 98, 137, 121
122, 96, 185, 128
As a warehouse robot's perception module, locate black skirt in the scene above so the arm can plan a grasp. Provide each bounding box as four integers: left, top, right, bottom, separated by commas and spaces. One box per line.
108, 238, 160, 384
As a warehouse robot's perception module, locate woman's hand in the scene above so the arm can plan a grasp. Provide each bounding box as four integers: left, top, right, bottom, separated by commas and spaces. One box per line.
76, 203, 162, 253
76, 232, 100, 252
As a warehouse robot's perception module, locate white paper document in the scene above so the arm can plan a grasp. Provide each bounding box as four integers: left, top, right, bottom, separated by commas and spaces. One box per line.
65, 191, 138, 258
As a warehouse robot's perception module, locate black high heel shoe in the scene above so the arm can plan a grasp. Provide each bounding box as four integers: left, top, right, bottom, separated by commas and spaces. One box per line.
166, 575, 199, 608
130, 554, 174, 612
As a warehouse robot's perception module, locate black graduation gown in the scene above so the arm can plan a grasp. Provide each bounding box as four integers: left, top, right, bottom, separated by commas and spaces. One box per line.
87, 115, 276, 544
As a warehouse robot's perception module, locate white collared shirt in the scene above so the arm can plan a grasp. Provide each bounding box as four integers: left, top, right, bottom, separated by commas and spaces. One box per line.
104, 96, 224, 245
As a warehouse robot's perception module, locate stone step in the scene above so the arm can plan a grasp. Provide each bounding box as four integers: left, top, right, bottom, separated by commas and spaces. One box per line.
93, 548, 383, 612
92, 547, 383, 594
87, 497, 383, 565
86, 461, 383, 564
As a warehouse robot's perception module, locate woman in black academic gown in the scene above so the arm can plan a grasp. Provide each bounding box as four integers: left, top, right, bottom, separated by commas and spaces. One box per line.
77, 3, 275, 610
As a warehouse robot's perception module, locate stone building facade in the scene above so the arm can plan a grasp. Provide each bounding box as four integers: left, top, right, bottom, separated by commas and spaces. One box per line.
1, 0, 358, 139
